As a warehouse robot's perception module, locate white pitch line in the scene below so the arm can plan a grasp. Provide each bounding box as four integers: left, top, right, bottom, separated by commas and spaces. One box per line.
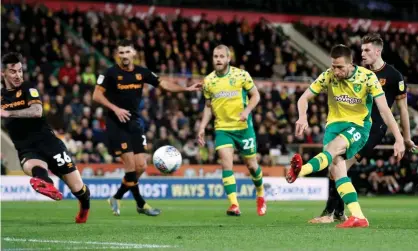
4, 247, 149, 251
2, 237, 175, 249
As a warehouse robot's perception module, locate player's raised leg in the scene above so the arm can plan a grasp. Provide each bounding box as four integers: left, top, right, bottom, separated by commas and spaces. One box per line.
22, 159, 63, 201
62, 170, 91, 224
134, 153, 161, 216
243, 156, 266, 216
330, 157, 369, 228
218, 146, 240, 216
108, 152, 136, 216
286, 141, 337, 184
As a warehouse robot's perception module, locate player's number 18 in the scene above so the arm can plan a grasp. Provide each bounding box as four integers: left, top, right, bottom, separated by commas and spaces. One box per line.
347, 127, 361, 142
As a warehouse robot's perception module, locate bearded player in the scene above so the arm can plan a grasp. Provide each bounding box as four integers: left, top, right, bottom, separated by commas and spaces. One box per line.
197, 44, 266, 216
286, 44, 405, 228
309, 34, 417, 224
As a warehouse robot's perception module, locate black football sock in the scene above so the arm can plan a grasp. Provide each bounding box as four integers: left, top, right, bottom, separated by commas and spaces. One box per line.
130, 183, 146, 209
72, 184, 90, 209
113, 171, 136, 199
324, 179, 338, 214
31, 166, 54, 184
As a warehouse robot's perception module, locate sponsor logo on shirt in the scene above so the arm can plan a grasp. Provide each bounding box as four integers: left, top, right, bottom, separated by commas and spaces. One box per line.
213, 91, 239, 98
334, 95, 362, 104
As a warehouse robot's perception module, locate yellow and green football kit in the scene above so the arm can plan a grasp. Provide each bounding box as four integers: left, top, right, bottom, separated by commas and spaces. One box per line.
203, 66, 257, 158
203, 66, 264, 206
299, 65, 384, 220
309, 65, 384, 159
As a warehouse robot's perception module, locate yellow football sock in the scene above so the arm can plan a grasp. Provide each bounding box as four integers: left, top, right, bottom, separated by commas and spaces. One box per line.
347, 202, 365, 219
336, 177, 365, 219
227, 193, 239, 206
223, 170, 239, 206
299, 151, 332, 177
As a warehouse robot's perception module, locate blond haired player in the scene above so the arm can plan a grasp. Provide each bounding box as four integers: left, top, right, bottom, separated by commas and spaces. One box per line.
286, 44, 405, 228
198, 45, 266, 216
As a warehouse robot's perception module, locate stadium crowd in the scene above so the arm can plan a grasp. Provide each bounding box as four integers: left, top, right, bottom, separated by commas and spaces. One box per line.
1, 3, 418, 194
296, 22, 418, 85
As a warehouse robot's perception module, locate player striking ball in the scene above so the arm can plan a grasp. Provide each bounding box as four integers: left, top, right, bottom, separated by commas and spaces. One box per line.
309, 34, 417, 224
198, 44, 266, 216
0, 52, 90, 223
286, 44, 405, 228
93, 39, 201, 216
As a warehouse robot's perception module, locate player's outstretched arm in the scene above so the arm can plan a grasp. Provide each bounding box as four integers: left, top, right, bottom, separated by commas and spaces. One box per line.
1, 103, 42, 118
197, 99, 212, 146
396, 97, 416, 152
92, 86, 131, 123
159, 80, 202, 92
375, 95, 406, 161
295, 89, 316, 136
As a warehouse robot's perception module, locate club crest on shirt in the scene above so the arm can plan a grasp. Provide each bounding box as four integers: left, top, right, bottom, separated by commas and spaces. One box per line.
16, 90, 22, 98
379, 78, 386, 86
353, 83, 362, 93
229, 78, 236, 86
29, 88, 39, 97
399, 81, 405, 91
135, 74, 142, 81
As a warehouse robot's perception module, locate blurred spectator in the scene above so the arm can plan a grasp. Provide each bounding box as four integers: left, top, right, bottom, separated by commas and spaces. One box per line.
58, 61, 77, 86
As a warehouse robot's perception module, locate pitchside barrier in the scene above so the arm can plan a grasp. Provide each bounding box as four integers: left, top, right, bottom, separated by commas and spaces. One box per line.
0, 176, 328, 201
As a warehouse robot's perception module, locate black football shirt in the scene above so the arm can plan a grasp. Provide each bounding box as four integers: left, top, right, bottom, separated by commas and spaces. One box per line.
1, 82, 53, 148
371, 63, 406, 126
97, 65, 160, 124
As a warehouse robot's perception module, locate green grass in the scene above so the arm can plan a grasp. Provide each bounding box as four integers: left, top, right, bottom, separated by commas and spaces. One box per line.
1, 197, 418, 250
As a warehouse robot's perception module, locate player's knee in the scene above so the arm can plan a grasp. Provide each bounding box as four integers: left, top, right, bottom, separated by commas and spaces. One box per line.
22, 159, 48, 176
220, 157, 233, 170
61, 170, 85, 192
324, 143, 345, 157
122, 158, 136, 172
68, 177, 85, 192
244, 157, 258, 170
135, 163, 146, 177
330, 157, 346, 180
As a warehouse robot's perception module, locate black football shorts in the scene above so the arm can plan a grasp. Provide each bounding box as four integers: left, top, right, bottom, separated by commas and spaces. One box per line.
18, 134, 77, 177
106, 118, 147, 156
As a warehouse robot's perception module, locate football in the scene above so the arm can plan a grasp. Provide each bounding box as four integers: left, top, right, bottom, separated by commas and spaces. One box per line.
152, 145, 182, 174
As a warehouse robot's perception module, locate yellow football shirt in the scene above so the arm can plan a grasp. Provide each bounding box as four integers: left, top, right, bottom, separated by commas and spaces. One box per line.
203, 66, 255, 131
309, 65, 384, 127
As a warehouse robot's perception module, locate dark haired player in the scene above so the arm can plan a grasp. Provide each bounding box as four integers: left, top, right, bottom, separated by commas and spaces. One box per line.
0, 52, 90, 223
93, 39, 201, 216
308, 34, 416, 224
286, 44, 405, 228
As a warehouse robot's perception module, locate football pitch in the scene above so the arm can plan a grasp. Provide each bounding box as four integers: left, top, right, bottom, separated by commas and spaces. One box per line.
1, 197, 417, 250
